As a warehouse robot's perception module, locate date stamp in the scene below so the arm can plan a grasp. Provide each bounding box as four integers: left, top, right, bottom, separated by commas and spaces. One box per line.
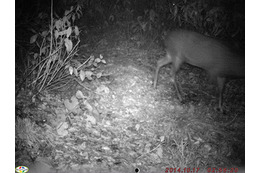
206, 167, 245, 173
165, 167, 200, 173
164, 167, 245, 173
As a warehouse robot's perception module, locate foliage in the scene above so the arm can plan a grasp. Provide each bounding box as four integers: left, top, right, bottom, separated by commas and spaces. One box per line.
131, 9, 160, 34
165, 0, 244, 39
66, 54, 106, 82
81, 0, 130, 26
77, 0, 244, 40
119, 0, 244, 41
27, 4, 82, 92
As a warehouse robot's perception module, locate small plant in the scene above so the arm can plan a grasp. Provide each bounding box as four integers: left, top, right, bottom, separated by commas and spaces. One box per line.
131, 9, 160, 35
27, 4, 82, 92
66, 54, 106, 82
